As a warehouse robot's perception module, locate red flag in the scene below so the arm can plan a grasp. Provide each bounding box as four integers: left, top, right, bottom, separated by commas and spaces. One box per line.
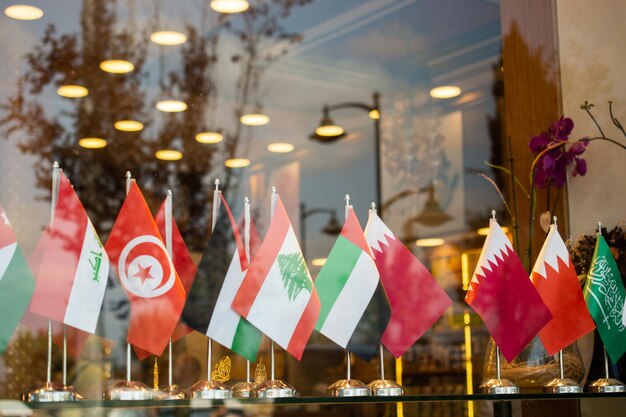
364, 210, 452, 358
531, 224, 595, 354
105, 181, 186, 358
465, 218, 552, 362
154, 198, 197, 341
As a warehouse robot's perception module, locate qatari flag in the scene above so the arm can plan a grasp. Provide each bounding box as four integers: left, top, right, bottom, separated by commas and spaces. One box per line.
465, 217, 552, 362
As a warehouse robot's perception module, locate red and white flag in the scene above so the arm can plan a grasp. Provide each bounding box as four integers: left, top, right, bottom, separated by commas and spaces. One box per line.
105, 181, 186, 357
364, 209, 452, 358
531, 224, 595, 354
465, 218, 552, 362
29, 171, 109, 334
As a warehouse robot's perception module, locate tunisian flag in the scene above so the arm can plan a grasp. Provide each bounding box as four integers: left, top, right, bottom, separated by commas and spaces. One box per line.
105, 181, 186, 357
531, 224, 595, 355
465, 218, 552, 362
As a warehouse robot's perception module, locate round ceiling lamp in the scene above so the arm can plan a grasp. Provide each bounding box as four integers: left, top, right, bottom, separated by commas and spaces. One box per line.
79, 137, 107, 149
315, 123, 344, 137
114, 120, 144, 132
311, 258, 327, 266
156, 100, 187, 113
240, 113, 269, 126
225, 158, 250, 168
4, 5, 43, 20
150, 31, 187, 46
99, 59, 134, 74
155, 150, 183, 161
429, 85, 462, 99
56, 85, 89, 98
267, 142, 294, 153
195, 131, 223, 144
210, 0, 249, 14
415, 238, 444, 247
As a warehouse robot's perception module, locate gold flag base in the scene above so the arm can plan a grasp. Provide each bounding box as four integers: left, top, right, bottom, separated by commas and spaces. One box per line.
588, 378, 626, 393
103, 380, 154, 400
22, 381, 81, 402
155, 384, 185, 399
368, 379, 404, 396
185, 380, 232, 399
480, 378, 519, 394
255, 379, 297, 398
231, 381, 256, 398
544, 378, 582, 393
328, 379, 371, 397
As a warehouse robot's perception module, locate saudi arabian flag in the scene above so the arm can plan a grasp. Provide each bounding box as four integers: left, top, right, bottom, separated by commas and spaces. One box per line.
0, 206, 35, 353
583, 234, 626, 363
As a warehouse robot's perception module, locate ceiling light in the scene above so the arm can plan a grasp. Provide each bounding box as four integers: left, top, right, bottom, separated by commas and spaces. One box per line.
368, 109, 380, 120
240, 113, 269, 126
210, 0, 249, 14
416, 238, 444, 247
267, 142, 294, 153
156, 100, 187, 113
477, 226, 509, 236
56, 85, 88, 98
225, 158, 250, 168
114, 120, 144, 132
311, 258, 327, 267
315, 124, 344, 137
79, 137, 107, 149
155, 150, 183, 161
4, 5, 43, 20
195, 131, 223, 144
99, 59, 134, 74
150, 31, 187, 46
430, 85, 462, 99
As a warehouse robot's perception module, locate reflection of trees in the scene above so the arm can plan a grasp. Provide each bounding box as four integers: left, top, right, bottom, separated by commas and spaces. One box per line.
0, 0, 310, 250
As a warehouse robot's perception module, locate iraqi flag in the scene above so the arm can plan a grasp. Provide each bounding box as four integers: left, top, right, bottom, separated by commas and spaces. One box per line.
0, 206, 36, 353
315, 206, 391, 361
465, 218, 552, 362
364, 209, 452, 358
29, 171, 109, 334
181, 194, 262, 362
531, 224, 595, 355
105, 181, 186, 357
232, 193, 320, 361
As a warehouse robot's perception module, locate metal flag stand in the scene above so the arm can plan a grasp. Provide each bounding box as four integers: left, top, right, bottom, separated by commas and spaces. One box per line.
254, 187, 297, 398
232, 197, 257, 398
23, 162, 80, 402
186, 179, 232, 399
587, 222, 626, 393
103, 172, 154, 400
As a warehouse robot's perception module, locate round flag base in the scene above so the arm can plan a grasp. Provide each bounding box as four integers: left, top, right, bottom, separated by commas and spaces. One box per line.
255, 380, 297, 398
480, 378, 519, 394
103, 380, 155, 400
368, 379, 404, 396
185, 380, 232, 399
588, 378, 626, 393
22, 381, 81, 402
232, 381, 256, 398
156, 384, 185, 399
544, 378, 582, 393
328, 379, 371, 397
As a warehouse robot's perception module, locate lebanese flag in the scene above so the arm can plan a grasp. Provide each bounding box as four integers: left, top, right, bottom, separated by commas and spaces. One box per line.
232, 193, 320, 360
531, 224, 595, 354
154, 197, 197, 341
29, 171, 109, 334
465, 218, 552, 362
314, 206, 390, 361
105, 181, 186, 358
0, 206, 36, 353
364, 209, 452, 358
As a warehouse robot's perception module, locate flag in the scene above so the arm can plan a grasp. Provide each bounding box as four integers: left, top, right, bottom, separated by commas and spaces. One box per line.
0, 206, 36, 353
583, 234, 626, 362
155, 198, 197, 341
180, 194, 262, 362
29, 171, 109, 334
105, 181, 186, 358
232, 194, 320, 360
365, 210, 452, 358
465, 218, 552, 362
531, 224, 595, 355
315, 206, 390, 361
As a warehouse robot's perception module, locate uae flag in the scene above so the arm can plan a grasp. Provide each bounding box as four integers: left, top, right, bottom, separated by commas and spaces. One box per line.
0, 206, 36, 353
105, 181, 186, 357
583, 234, 626, 362
181, 194, 262, 362
531, 224, 595, 355
155, 197, 197, 341
465, 218, 552, 362
29, 171, 109, 334
315, 206, 390, 361
365, 209, 452, 358
232, 194, 320, 360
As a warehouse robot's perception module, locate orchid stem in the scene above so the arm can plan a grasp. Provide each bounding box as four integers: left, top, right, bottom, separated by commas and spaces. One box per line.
582, 101, 606, 138
608, 101, 626, 139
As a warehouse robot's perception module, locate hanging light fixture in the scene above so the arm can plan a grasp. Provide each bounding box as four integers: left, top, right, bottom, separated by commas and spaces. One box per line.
99, 59, 134, 74
4, 5, 43, 20
267, 142, 294, 153
79, 137, 107, 149
412, 187, 452, 226
195, 131, 223, 144
156, 100, 187, 113
210, 0, 249, 14
310, 107, 345, 142
150, 31, 187, 46
240, 111, 269, 126
114, 120, 144, 132
311, 258, 327, 267
415, 238, 444, 247
368, 109, 380, 120
155, 150, 183, 161
429, 85, 462, 99
224, 158, 250, 168
56, 85, 89, 98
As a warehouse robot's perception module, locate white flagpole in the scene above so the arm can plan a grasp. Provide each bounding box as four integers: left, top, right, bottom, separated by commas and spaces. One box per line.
125, 171, 133, 383
369, 202, 387, 381
165, 190, 174, 388
344, 194, 352, 381
47, 162, 61, 385
244, 197, 252, 384
206, 179, 221, 381
269, 187, 278, 381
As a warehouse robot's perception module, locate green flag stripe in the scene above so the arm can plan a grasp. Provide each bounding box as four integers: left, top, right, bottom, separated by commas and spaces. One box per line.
315, 236, 362, 330
231, 318, 263, 362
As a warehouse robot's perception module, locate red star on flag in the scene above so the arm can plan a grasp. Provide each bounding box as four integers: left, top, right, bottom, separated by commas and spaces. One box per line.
132, 263, 154, 284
